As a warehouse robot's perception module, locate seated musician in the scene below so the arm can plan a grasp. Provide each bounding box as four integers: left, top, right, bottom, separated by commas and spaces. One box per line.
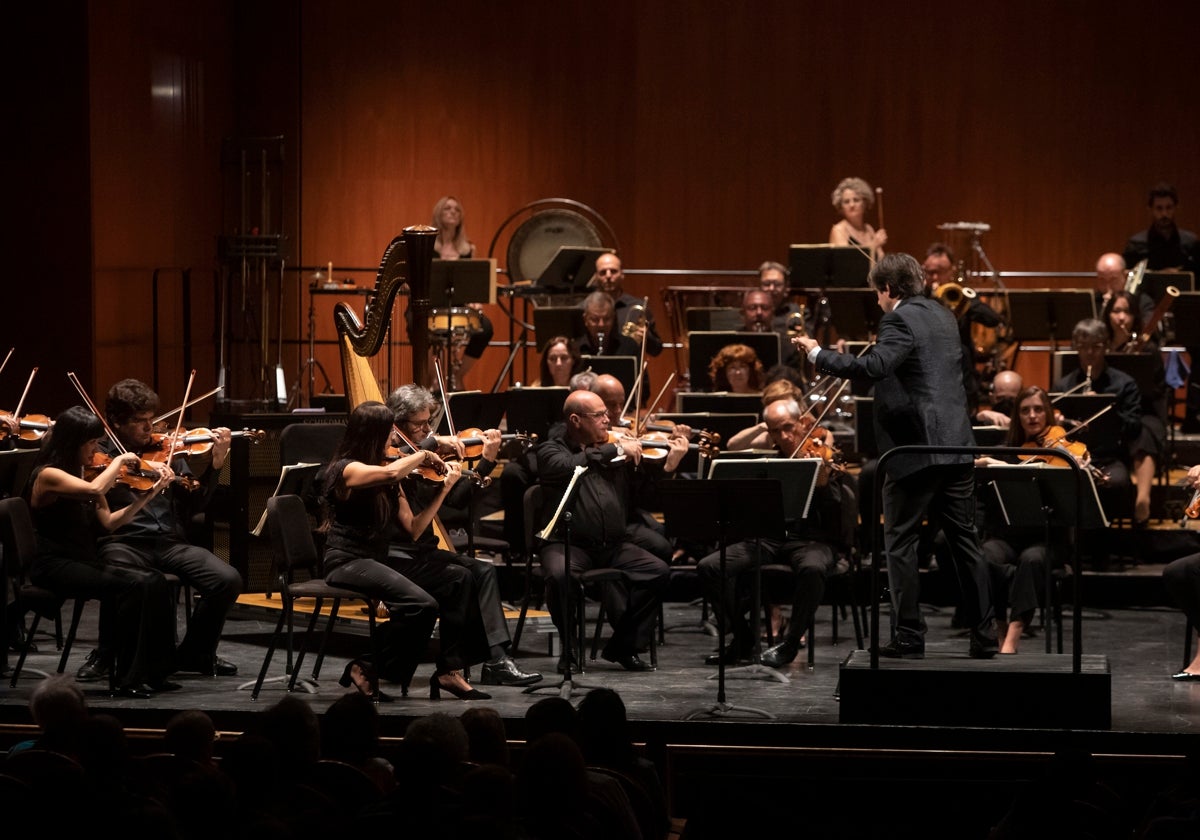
975, 386, 1083, 654
1101, 291, 1169, 525
92, 379, 243, 682
697, 398, 846, 669
1164, 464, 1200, 680
536, 389, 687, 673
1094, 252, 1153, 324
742, 287, 803, 369
590, 252, 663, 357
1052, 318, 1140, 524
385, 384, 541, 689
975, 369, 1023, 429
574, 291, 641, 358
708, 343, 765, 394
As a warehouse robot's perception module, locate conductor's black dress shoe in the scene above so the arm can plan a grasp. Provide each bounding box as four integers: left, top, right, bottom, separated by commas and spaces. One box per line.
761, 637, 803, 668
480, 656, 543, 686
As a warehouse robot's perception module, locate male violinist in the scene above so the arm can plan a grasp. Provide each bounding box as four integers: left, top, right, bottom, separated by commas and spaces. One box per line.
536, 389, 687, 672
83, 379, 243, 685
697, 397, 847, 668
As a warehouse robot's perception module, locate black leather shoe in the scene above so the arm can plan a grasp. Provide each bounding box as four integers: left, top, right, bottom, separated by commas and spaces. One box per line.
602, 651, 655, 672
480, 657, 543, 686
148, 680, 182, 692
176, 655, 238, 677
116, 684, 154, 699
1172, 671, 1200, 681
76, 649, 111, 682
969, 631, 999, 660
703, 648, 748, 666
761, 637, 802, 668
876, 638, 925, 660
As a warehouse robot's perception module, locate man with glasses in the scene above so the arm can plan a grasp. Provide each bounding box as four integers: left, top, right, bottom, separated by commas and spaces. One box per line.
591, 252, 663, 357
536, 389, 687, 672
385, 384, 541, 687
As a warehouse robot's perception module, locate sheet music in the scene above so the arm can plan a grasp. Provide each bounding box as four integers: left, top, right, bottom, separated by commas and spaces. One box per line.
537, 465, 586, 542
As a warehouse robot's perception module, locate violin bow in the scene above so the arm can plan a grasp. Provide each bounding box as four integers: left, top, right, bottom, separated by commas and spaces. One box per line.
638, 372, 676, 437
633, 296, 649, 421
1054, 404, 1113, 441
164, 370, 198, 461
0, 347, 13, 379
788, 379, 849, 459
67, 371, 129, 455
151, 385, 223, 426
620, 362, 648, 430
432, 357, 456, 438
12, 367, 37, 419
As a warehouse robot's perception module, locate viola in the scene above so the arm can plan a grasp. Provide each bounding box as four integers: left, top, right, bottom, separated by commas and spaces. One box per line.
451, 428, 535, 460
1019, 425, 1089, 468
0, 411, 52, 444
789, 425, 845, 486
385, 445, 490, 488
140, 427, 265, 460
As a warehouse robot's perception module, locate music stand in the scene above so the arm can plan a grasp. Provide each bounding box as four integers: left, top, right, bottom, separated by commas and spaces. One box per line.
686, 307, 744, 332
502, 386, 568, 441
658, 478, 786, 720
532, 306, 584, 347
1143, 271, 1195, 298
707, 458, 821, 682
817, 289, 879, 342
788, 244, 872, 288
537, 246, 614, 293
430, 258, 497, 305
686, 331, 781, 391
580, 355, 638, 398
676, 392, 764, 416
1168, 293, 1200, 345
982, 463, 1108, 652
1052, 352, 1162, 394
1004, 290, 1096, 350
434, 390, 508, 435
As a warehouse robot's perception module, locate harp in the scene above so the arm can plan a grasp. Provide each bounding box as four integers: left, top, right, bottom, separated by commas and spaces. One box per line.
334, 225, 438, 404
334, 225, 460, 548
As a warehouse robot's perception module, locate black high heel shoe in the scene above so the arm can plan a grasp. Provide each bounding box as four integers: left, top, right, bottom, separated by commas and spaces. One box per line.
339, 659, 394, 703
429, 671, 491, 701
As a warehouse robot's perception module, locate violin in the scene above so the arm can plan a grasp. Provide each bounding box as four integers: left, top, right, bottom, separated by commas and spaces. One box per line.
788, 425, 845, 487
1186, 487, 1200, 521
84, 451, 198, 493
1019, 425, 1108, 485
451, 428, 535, 460
607, 429, 720, 460
0, 411, 53, 444
140, 427, 264, 460
386, 438, 491, 488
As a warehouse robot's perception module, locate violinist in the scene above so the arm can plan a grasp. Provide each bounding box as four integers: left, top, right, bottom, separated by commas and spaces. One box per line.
27, 406, 177, 697
697, 398, 846, 669
385, 384, 541, 690
975, 387, 1079, 654
536, 389, 685, 672
1164, 465, 1200, 680
89, 379, 243, 683
726, 378, 811, 451
1052, 319, 1143, 525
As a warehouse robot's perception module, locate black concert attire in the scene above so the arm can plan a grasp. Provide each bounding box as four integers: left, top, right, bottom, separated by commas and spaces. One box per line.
573, 331, 641, 359
394, 464, 516, 668
29, 470, 177, 687
1164, 552, 1200, 647
98, 444, 243, 671
319, 459, 439, 684
957, 297, 1004, 413
697, 470, 845, 659
536, 434, 672, 660
811, 295, 995, 650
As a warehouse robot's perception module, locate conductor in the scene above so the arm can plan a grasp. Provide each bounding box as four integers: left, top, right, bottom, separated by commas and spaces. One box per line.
793, 253, 997, 659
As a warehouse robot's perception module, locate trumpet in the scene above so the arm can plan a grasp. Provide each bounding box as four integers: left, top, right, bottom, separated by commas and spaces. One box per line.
621, 302, 647, 338
786, 304, 808, 337
933, 282, 977, 317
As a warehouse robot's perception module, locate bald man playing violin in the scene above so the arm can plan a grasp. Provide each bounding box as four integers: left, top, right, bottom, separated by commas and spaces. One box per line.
88, 378, 243, 683
536, 389, 687, 672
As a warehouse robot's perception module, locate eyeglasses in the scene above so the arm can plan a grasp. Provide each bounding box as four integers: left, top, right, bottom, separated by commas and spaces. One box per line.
575, 410, 609, 420
404, 418, 433, 430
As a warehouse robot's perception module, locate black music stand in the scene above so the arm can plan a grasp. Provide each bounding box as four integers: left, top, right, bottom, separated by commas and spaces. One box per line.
430, 259, 497, 305
817, 289, 879, 342
659, 478, 786, 720
532, 306, 585, 348
1004, 290, 1096, 350
580, 355, 638, 398
788, 244, 872, 288
686, 307, 744, 332
434, 390, 508, 435
1052, 352, 1162, 395
537, 246, 614, 293
982, 463, 1108, 652
686, 331, 781, 391
677, 392, 764, 416
1168, 293, 1200, 344
503, 386, 568, 441
707, 460, 821, 689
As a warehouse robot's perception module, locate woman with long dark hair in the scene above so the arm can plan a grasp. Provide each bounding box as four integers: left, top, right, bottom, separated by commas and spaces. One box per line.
27, 406, 177, 697
320, 401, 482, 700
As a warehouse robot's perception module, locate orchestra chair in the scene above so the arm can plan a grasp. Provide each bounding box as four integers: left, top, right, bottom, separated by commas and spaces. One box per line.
244, 494, 378, 700
1, 497, 117, 692
510, 483, 658, 668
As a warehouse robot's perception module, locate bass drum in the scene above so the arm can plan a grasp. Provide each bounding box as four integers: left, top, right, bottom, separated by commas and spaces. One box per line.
506, 209, 603, 285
